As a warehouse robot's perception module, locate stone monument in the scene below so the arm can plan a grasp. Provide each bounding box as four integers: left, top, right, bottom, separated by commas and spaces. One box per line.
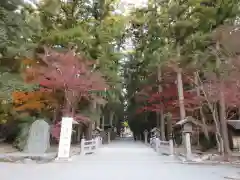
24, 119, 50, 154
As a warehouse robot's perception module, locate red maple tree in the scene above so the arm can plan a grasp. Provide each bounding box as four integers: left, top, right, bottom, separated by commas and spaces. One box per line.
25, 48, 108, 139
135, 56, 240, 136
197, 59, 240, 119
135, 64, 203, 121
136, 83, 201, 121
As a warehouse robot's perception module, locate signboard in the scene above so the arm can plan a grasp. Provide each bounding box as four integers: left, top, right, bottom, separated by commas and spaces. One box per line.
56, 117, 73, 160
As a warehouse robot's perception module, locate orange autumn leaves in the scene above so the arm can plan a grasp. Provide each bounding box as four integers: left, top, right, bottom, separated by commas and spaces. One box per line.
12, 91, 57, 112
12, 58, 57, 112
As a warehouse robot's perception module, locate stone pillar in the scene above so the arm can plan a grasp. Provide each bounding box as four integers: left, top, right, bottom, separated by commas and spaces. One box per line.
56, 117, 73, 161
169, 139, 174, 155
95, 137, 100, 149
185, 133, 192, 159
183, 122, 193, 160
107, 131, 111, 144
80, 138, 85, 156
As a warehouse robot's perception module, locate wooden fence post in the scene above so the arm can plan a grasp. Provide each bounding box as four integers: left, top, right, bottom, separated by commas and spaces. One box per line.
156, 138, 160, 153
169, 139, 174, 155
81, 138, 85, 156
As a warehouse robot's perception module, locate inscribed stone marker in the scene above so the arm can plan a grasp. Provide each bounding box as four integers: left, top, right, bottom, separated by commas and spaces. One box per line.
24, 119, 50, 154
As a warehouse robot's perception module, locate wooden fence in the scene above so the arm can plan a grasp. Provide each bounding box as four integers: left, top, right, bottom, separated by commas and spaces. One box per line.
80, 136, 102, 155
150, 137, 174, 156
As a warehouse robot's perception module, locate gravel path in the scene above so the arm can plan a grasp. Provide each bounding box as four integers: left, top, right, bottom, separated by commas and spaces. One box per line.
0, 138, 239, 180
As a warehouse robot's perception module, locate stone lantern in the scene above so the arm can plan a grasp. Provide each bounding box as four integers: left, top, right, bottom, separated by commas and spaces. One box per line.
175, 116, 200, 160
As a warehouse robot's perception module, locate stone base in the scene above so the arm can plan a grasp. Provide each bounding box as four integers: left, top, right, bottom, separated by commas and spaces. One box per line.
54, 157, 72, 162
0, 152, 57, 163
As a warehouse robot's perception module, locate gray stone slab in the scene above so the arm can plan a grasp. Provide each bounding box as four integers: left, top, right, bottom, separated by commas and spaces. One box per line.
24, 119, 50, 154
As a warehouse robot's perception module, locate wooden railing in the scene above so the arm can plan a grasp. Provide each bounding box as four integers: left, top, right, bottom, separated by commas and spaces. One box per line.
80, 136, 102, 155
150, 137, 174, 156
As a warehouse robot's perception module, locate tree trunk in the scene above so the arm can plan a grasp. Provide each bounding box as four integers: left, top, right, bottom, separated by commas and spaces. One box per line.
158, 66, 165, 140
166, 113, 173, 141
177, 70, 186, 120
196, 73, 223, 153
176, 44, 186, 121
77, 125, 82, 143
194, 72, 209, 139
110, 112, 114, 127
216, 41, 230, 158
64, 90, 73, 116
86, 122, 93, 140
101, 114, 105, 129
160, 110, 165, 140
53, 105, 59, 123
213, 103, 224, 154
219, 82, 230, 158
156, 112, 160, 128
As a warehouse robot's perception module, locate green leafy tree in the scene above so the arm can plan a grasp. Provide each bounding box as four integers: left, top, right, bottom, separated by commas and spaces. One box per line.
35, 0, 127, 125
0, 0, 40, 59
124, 0, 240, 156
